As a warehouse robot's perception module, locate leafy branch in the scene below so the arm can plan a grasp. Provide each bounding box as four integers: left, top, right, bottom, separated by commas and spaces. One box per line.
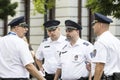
33, 0, 55, 14
0, 0, 18, 19
86, 0, 120, 19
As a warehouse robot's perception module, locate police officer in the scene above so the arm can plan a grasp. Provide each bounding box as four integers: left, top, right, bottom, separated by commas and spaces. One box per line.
54, 20, 94, 80
92, 13, 120, 80
35, 20, 68, 80
0, 16, 45, 80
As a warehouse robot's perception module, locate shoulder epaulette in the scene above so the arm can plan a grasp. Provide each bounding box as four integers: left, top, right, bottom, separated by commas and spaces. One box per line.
83, 42, 89, 46
65, 38, 69, 41
62, 44, 67, 49
42, 38, 48, 42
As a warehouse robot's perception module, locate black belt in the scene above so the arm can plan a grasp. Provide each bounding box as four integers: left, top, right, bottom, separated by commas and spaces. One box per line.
0, 78, 29, 80
92, 75, 113, 80
77, 77, 88, 80
101, 75, 113, 80
45, 72, 55, 77
45, 72, 55, 80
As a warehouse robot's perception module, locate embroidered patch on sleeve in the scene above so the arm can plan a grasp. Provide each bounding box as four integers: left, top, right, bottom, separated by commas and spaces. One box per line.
90, 49, 96, 58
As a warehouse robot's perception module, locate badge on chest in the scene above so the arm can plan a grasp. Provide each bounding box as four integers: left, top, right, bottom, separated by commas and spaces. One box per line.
74, 55, 78, 61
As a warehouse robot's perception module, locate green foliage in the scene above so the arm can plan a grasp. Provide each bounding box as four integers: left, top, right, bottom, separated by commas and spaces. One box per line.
0, 0, 18, 19
86, 0, 120, 19
33, 0, 55, 14
33, 0, 45, 14
47, 0, 55, 9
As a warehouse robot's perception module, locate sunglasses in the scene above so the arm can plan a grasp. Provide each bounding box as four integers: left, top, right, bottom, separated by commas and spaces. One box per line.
18, 23, 28, 28
92, 20, 98, 26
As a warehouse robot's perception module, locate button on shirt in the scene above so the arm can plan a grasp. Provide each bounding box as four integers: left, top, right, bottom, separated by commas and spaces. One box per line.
57, 38, 94, 80
35, 35, 68, 74
0, 32, 34, 78
92, 31, 120, 75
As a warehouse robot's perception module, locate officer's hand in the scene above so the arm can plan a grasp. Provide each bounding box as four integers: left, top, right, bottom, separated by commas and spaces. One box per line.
40, 67, 45, 73
86, 62, 91, 72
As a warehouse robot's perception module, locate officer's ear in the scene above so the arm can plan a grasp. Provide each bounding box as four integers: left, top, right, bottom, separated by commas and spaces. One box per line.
76, 29, 80, 34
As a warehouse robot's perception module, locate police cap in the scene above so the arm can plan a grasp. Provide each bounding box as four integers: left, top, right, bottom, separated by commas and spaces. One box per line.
8, 16, 28, 28
43, 20, 60, 30
92, 13, 113, 24
65, 20, 82, 30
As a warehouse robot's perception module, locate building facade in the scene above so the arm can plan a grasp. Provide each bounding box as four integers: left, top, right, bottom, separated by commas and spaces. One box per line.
0, 0, 120, 51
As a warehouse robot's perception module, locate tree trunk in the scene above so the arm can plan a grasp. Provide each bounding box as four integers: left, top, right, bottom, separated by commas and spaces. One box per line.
44, 0, 48, 39
3, 16, 8, 36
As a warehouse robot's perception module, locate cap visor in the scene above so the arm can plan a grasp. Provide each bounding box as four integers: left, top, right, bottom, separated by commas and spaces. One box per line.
66, 26, 77, 30
46, 26, 58, 30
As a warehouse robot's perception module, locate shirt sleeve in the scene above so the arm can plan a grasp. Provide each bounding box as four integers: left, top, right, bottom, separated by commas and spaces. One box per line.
35, 43, 44, 60
18, 40, 34, 66
56, 55, 62, 69
85, 43, 94, 62
92, 41, 107, 63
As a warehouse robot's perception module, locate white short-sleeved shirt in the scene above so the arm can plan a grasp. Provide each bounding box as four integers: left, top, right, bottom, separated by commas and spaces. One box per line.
92, 31, 120, 76
57, 38, 94, 80
35, 35, 68, 74
0, 32, 34, 78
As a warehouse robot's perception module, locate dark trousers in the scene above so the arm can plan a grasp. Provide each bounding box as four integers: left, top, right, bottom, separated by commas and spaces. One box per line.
45, 72, 55, 80
0, 78, 29, 80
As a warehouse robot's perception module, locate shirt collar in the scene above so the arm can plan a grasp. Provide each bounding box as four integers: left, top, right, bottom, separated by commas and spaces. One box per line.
68, 38, 82, 47
8, 31, 17, 35
49, 35, 65, 43
97, 31, 109, 40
